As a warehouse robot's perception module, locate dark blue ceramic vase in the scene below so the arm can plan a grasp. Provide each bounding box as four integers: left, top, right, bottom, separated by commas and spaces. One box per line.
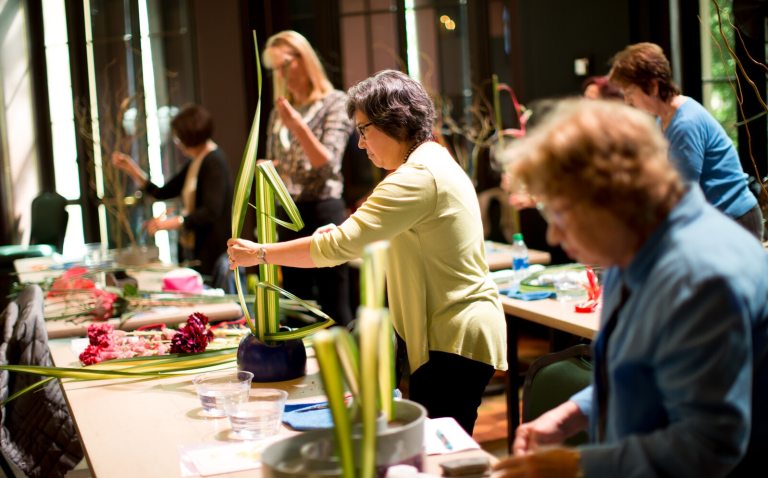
237, 332, 307, 382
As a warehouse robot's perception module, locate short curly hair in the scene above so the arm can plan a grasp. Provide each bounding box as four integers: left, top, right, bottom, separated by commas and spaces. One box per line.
506, 98, 683, 232
609, 42, 680, 101
346, 69, 435, 143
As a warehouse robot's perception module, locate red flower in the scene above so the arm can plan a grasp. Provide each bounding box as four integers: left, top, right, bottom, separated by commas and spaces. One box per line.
79, 344, 103, 365
170, 313, 214, 354
47, 267, 95, 297
87, 322, 114, 348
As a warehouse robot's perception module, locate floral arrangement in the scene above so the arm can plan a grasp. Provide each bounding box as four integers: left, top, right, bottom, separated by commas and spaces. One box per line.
230, 31, 334, 343
311, 241, 393, 478
78, 312, 216, 365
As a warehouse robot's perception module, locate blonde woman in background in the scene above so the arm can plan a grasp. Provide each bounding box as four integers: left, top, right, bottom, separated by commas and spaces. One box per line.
262, 30, 354, 326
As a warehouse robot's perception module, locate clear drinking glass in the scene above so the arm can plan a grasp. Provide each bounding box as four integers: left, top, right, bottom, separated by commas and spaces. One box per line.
193, 370, 253, 417
225, 388, 288, 440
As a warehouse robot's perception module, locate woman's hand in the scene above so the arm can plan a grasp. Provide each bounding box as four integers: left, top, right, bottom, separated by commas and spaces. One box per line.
144, 216, 182, 236
512, 402, 587, 455
112, 152, 147, 186
508, 193, 536, 210
491, 448, 582, 478
144, 216, 182, 235
275, 96, 303, 131
112, 152, 138, 173
227, 238, 261, 269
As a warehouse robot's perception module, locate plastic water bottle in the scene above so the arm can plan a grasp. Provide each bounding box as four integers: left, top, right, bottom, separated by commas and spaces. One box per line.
511, 233, 530, 274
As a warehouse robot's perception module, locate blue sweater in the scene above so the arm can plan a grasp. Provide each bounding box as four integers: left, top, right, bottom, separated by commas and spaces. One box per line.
665, 97, 757, 218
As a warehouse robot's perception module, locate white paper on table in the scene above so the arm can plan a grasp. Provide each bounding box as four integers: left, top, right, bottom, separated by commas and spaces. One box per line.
179, 440, 274, 477
424, 417, 481, 455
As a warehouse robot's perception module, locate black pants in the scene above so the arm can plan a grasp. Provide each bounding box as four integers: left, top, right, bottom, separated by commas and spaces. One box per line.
277, 198, 354, 327
408, 350, 495, 436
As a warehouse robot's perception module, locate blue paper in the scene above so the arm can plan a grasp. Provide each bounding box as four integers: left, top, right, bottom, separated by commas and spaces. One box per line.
500, 284, 555, 301
282, 389, 403, 431
282, 403, 334, 430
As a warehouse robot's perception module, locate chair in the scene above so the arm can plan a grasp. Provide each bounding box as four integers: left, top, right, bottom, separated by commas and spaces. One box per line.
0, 285, 84, 477
29, 191, 69, 254
521, 344, 593, 446
0, 245, 56, 314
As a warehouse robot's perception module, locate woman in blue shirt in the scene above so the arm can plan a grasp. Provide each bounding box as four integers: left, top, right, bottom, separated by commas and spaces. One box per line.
493, 99, 768, 478
609, 42, 764, 240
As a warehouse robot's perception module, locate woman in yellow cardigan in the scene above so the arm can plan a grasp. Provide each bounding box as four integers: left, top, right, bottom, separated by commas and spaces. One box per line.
228, 70, 507, 434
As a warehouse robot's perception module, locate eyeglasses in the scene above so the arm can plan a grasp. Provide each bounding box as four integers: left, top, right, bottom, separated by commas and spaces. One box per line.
273, 56, 297, 76
536, 201, 569, 230
357, 121, 374, 140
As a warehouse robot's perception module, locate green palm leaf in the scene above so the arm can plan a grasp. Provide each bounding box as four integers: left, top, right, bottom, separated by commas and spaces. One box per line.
232, 30, 264, 333
313, 328, 355, 478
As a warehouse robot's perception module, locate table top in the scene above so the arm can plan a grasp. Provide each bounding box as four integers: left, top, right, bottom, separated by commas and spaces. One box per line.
500, 295, 600, 339
51, 339, 322, 477
484, 241, 551, 271
50, 340, 493, 477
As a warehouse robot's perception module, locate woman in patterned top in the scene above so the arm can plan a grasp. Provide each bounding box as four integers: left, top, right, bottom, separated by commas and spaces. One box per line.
262, 30, 354, 326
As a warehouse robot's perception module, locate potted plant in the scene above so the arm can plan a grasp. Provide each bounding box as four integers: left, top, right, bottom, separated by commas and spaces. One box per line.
261, 241, 428, 478
230, 32, 334, 382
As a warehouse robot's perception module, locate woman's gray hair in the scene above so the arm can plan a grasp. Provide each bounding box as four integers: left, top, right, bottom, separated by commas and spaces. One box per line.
346, 70, 435, 143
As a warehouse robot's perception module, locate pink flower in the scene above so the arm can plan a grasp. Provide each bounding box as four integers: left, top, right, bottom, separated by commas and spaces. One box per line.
89, 289, 118, 321
79, 313, 213, 365
88, 322, 114, 348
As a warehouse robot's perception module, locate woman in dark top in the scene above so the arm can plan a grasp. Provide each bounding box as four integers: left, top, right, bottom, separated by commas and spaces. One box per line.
112, 104, 232, 281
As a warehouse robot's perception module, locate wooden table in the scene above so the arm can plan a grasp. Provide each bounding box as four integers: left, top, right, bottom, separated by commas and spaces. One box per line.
50, 340, 494, 477
500, 295, 600, 452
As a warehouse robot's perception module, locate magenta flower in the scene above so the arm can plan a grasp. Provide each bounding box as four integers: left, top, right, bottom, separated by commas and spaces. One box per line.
170, 313, 214, 354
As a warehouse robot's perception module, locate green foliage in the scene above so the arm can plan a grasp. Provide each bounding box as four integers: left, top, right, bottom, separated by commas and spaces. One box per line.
230, 31, 332, 342
311, 241, 394, 478
706, 0, 738, 145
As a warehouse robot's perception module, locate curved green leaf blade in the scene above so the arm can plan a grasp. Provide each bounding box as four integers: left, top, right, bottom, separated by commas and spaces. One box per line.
360, 241, 389, 309
358, 308, 382, 478
231, 31, 264, 334
256, 282, 335, 341
313, 329, 355, 478
257, 161, 304, 231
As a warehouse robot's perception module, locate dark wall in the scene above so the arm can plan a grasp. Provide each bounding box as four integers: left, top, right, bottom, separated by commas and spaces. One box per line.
509, 0, 679, 104
190, 0, 251, 175
514, 0, 632, 102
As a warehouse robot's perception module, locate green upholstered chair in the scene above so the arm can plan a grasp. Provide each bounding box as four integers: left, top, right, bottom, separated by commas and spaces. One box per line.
521, 344, 593, 446
29, 191, 69, 253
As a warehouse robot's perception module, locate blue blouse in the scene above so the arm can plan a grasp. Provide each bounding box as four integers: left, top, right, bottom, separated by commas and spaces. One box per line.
571, 186, 768, 477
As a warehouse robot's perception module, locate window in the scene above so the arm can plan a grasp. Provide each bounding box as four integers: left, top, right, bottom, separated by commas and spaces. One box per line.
39, 0, 197, 260
700, 0, 738, 145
